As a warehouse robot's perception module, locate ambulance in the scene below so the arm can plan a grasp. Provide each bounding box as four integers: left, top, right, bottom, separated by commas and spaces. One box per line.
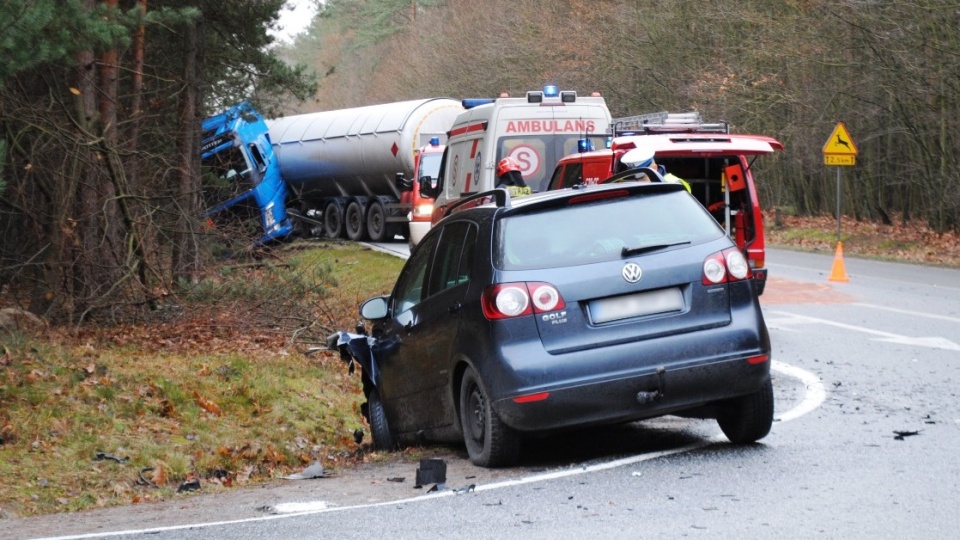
421, 86, 611, 228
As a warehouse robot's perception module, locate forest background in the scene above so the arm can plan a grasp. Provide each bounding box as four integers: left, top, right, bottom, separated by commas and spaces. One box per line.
1, 0, 959, 325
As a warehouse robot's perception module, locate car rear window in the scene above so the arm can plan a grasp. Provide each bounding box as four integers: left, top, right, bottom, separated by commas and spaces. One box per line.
496, 190, 724, 270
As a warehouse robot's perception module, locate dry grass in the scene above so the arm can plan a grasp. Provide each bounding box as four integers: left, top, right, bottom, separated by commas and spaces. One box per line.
0, 240, 404, 518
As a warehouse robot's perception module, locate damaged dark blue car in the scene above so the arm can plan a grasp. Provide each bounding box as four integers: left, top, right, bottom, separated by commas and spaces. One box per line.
341, 177, 773, 467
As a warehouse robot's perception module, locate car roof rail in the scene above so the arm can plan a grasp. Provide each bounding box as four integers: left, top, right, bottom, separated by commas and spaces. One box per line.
443, 188, 511, 218
611, 111, 730, 136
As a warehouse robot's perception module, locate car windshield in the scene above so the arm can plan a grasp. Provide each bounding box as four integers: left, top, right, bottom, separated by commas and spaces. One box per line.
496, 190, 724, 270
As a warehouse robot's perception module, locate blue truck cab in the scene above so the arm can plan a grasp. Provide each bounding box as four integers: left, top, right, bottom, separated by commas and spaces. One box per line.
200, 101, 294, 244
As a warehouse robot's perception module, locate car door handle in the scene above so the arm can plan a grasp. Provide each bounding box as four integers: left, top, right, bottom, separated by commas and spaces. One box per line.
448, 302, 462, 314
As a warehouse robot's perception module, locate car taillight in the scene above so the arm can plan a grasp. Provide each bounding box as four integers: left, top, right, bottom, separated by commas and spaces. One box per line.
482, 282, 566, 320
702, 248, 752, 285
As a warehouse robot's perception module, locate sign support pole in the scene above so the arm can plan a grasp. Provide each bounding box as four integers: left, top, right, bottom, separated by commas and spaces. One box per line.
835, 167, 841, 243
823, 122, 856, 283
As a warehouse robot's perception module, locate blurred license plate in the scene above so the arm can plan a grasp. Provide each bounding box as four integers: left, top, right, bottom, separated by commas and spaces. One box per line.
589, 287, 683, 324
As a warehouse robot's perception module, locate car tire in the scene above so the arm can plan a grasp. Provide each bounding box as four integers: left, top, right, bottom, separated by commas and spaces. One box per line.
459, 367, 520, 467
717, 378, 774, 444
367, 388, 397, 451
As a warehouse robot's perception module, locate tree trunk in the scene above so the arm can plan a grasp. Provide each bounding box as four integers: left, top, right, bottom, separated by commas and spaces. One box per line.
171, 18, 201, 284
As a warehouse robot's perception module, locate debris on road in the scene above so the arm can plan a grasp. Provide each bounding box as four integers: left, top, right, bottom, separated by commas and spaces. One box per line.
893, 430, 920, 441
177, 478, 201, 493
94, 451, 129, 464
283, 462, 330, 480
414, 458, 447, 489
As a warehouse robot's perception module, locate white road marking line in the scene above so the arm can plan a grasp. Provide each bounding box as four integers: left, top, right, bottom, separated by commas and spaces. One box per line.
768, 310, 960, 351
772, 361, 826, 422
853, 302, 960, 324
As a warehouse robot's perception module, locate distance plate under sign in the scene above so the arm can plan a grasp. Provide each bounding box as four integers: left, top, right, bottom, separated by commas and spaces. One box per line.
824, 154, 855, 166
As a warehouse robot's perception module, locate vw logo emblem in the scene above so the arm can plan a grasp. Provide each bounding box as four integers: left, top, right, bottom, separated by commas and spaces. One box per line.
622, 263, 643, 283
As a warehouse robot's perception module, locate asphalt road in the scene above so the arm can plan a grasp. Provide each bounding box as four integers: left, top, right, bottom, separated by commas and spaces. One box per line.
6, 247, 960, 540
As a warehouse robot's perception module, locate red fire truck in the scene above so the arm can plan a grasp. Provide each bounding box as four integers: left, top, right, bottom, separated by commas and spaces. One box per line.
548, 112, 783, 294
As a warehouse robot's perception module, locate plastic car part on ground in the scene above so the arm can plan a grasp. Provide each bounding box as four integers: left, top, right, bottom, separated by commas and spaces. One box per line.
282, 462, 331, 480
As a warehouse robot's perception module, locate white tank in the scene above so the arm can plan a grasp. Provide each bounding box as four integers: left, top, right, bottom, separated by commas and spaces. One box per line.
268, 98, 463, 199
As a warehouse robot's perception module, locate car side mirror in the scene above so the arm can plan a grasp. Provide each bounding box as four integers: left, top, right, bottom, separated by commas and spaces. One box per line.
419, 176, 438, 199
395, 172, 413, 192
360, 296, 389, 320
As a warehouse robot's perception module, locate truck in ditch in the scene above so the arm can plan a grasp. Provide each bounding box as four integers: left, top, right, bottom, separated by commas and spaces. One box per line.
200, 98, 463, 244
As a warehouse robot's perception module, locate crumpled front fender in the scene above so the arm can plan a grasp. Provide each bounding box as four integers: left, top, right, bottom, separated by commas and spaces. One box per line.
327, 331, 381, 389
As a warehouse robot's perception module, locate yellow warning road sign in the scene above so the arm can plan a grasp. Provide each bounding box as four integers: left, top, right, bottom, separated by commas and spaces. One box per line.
823, 122, 857, 155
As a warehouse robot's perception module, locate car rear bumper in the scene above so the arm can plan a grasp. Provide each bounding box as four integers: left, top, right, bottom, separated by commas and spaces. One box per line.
490, 353, 770, 434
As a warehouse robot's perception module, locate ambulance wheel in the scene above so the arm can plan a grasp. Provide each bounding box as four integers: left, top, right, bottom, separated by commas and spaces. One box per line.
323, 201, 345, 239
345, 201, 367, 241
366, 201, 389, 242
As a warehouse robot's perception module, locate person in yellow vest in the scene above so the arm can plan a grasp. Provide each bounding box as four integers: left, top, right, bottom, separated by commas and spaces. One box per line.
619, 147, 692, 193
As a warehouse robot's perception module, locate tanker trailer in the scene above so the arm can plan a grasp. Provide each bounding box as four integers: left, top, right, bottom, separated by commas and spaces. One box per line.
268, 98, 463, 242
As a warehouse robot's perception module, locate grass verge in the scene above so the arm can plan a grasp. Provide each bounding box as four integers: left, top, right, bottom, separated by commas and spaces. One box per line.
0, 240, 404, 518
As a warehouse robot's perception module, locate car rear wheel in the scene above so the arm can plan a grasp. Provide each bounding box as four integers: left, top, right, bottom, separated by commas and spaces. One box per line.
717, 378, 774, 444
459, 367, 520, 467
367, 388, 397, 451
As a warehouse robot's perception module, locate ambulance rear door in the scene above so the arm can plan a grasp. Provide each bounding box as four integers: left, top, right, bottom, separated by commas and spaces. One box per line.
493, 100, 611, 193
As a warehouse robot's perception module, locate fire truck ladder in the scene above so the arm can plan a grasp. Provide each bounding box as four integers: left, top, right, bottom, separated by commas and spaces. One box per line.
611, 111, 730, 136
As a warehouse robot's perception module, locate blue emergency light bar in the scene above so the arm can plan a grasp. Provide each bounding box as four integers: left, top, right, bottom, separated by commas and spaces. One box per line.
462, 98, 495, 109
543, 85, 559, 97
429, 136, 440, 146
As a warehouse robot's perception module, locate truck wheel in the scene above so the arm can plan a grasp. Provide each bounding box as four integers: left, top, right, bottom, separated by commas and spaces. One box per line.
345, 201, 367, 241
323, 201, 345, 239
366, 201, 389, 242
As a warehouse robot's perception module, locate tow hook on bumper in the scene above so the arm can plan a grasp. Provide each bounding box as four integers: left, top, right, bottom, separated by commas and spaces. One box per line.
636, 367, 666, 405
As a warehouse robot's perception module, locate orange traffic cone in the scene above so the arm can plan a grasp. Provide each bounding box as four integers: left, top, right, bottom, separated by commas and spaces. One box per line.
828, 241, 850, 282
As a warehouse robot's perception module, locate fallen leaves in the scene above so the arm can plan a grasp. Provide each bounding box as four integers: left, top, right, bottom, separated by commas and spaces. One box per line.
0, 420, 14, 444
193, 391, 222, 416
766, 211, 960, 267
